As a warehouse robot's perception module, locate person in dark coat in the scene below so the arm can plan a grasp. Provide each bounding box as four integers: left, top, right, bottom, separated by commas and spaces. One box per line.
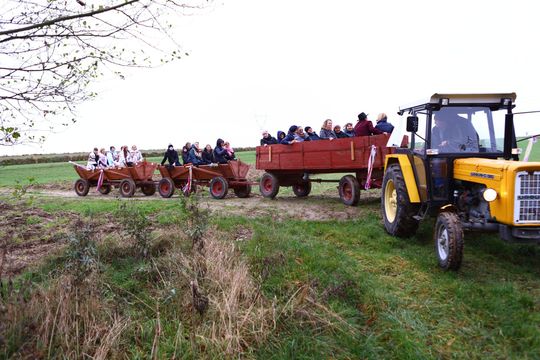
354, 112, 383, 136
375, 113, 394, 133
213, 138, 229, 164
305, 126, 321, 141
161, 144, 181, 166
202, 144, 214, 164
319, 119, 337, 139
277, 131, 286, 142
334, 125, 350, 138
280, 125, 299, 144
187, 142, 205, 165
260, 131, 278, 146
181, 142, 191, 165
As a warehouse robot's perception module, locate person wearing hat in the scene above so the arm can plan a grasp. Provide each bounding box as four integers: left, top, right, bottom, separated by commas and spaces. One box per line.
375, 113, 394, 133
260, 130, 278, 146
305, 126, 321, 141
280, 125, 300, 144
353, 112, 384, 136
161, 144, 180, 166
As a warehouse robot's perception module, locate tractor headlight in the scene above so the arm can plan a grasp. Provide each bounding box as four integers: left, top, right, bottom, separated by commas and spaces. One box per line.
482, 188, 498, 202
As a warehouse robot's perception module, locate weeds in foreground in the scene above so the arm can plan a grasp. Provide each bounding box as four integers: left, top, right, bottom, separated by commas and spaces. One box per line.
116, 202, 152, 258
11, 176, 35, 205
65, 220, 99, 284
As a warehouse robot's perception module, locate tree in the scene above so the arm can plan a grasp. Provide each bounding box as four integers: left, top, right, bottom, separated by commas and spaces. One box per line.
0, 0, 210, 145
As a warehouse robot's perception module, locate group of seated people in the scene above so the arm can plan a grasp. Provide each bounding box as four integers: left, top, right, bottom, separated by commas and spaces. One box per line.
86, 145, 143, 170
260, 113, 394, 145
86, 138, 237, 170
161, 138, 236, 166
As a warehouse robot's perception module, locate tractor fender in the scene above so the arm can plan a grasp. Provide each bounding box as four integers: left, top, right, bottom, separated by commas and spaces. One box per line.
384, 154, 420, 203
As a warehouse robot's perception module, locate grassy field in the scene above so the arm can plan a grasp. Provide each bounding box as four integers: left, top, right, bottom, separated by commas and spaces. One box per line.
1, 147, 540, 358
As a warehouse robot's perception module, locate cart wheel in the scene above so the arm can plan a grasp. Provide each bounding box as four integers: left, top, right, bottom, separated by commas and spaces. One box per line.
141, 184, 156, 196
119, 178, 136, 197
434, 212, 464, 271
338, 175, 360, 206
74, 179, 90, 196
233, 184, 252, 198
209, 176, 229, 199
260, 173, 279, 199
97, 184, 111, 195
292, 181, 311, 197
158, 178, 175, 198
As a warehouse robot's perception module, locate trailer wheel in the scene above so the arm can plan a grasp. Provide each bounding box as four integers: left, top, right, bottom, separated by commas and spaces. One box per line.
434, 212, 464, 271
292, 181, 311, 197
119, 178, 136, 197
141, 184, 156, 196
338, 175, 360, 206
74, 179, 90, 196
381, 164, 419, 237
210, 176, 229, 199
233, 184, 252, 198
97, 184, 111, 195
158, 178, 175, 198
260, 173, 279, 199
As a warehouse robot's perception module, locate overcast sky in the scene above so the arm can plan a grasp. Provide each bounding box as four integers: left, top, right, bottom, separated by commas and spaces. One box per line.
2, 0, 540, 156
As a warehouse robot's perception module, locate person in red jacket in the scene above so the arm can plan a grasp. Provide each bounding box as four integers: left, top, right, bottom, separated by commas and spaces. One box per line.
353, 112, 384, 136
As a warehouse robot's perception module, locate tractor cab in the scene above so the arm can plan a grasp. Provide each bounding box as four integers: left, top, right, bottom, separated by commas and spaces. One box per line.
382, 93, 540, 271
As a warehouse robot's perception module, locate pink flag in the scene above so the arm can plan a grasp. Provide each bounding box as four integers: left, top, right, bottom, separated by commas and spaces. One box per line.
96, 169, 104, 192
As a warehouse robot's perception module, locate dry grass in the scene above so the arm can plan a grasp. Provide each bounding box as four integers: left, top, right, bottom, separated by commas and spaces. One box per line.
1, 273, 129, 359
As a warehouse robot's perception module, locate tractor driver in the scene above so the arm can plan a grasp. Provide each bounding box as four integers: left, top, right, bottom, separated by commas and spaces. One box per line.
431, 111, 462, 152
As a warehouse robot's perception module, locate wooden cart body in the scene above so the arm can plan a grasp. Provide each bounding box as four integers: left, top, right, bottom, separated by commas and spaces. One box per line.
255, 134, 394, 204
157, 160, 252, 199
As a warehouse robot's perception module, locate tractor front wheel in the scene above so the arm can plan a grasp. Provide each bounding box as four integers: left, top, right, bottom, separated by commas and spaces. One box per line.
381, 164, 419, 237
97, 184, 111, 195
292, 181, 311, 198
434, 212, 464, 271
141, 184, 156, 196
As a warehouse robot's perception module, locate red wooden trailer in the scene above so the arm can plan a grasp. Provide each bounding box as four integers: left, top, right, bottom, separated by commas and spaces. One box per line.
72, 161, 158, 197
256, 134, 394, 205
157, 160, 253, 199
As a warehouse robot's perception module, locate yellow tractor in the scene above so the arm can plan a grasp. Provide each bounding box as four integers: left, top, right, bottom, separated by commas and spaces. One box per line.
381, 93, 540, 270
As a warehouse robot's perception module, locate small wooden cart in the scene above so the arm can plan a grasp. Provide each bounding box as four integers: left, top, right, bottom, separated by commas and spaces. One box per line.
256, 134, 393, 205
157, 160, 253, 199
72, 161, 158, 197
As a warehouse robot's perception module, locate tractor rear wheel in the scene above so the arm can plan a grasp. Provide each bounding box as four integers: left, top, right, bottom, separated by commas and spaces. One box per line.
292, 181, 311, 197
158, 178, 175, 198
434, 212, 464, 271
209, 176, 229, 199
119, 179, 136, 198
260, 173, 280, 199
97, 184, 111, 195
141, 184, 156, 196
233, 184, 252, 198
381, 164, 419, 237
338, 175, 360, 206
74, 179, 90, 196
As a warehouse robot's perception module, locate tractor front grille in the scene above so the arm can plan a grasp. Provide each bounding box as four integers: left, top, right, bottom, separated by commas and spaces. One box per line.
514, 171, 540, 223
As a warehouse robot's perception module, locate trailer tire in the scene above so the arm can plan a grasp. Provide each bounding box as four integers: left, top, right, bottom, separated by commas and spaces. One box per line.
434, 212, 464, 271
210, 176, 229, 199
158, 178, 175, 198
292, 181, 311, 197
233, 184, 252, 198
97, 184, 111, 195
141, 184, 156, 196
381, 164, 419, 237
119, 178, 136, 198
260, 173, 280, 199
338, 175, 360, 206
74, 179, 90, 196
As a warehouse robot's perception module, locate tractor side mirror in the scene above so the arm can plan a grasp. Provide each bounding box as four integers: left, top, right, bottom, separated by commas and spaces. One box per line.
406, 116, 418, 132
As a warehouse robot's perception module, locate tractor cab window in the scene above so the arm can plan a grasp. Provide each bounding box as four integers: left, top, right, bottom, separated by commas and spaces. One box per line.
431, 107, 502, 154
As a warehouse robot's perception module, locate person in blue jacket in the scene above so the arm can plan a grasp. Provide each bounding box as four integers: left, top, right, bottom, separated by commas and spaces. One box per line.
277, 131, 286, 143
213, 138, 229, 164
305, 126, 321, 141
375, 113, 394, 133
280, 125, 299, 144
187, 142, 205, 165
